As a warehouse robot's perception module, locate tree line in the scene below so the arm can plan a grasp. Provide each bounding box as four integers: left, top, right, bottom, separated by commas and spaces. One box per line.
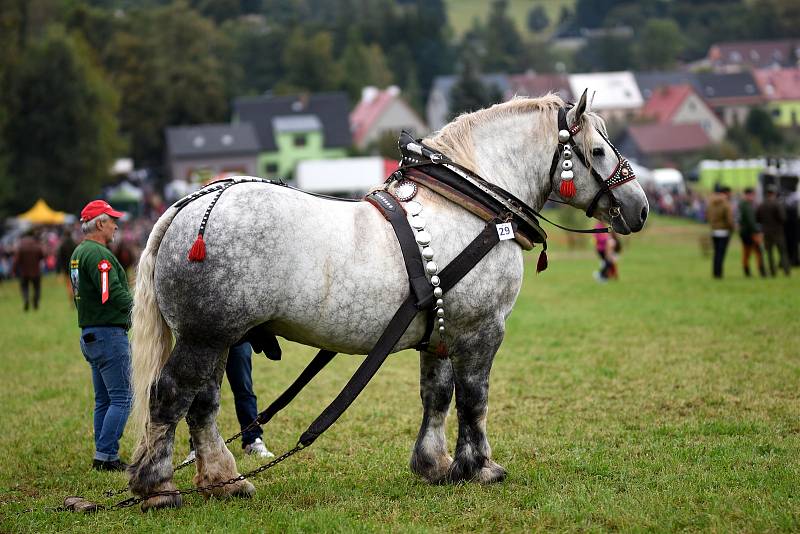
0, 0, 797, 216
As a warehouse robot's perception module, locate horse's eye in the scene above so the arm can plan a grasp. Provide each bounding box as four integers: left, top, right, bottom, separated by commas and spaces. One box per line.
592, 147, 605, 157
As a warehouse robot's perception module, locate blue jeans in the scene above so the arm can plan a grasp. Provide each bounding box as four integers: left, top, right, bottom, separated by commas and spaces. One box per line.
188, 342, 262, 450
79, 326, 132, 461
227, 342, 263, 446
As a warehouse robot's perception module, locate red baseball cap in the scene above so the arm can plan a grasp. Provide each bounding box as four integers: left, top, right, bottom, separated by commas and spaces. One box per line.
80, 200, 124, 222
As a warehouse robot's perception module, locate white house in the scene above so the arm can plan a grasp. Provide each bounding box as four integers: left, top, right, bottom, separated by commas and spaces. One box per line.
568, 71, 644, 122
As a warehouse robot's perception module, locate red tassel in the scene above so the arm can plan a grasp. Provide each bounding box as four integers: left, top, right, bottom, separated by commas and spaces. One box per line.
435, 342, 449, 359
188, 234, 206, 262
536, 250, 548, 274
559, 179, 576, 198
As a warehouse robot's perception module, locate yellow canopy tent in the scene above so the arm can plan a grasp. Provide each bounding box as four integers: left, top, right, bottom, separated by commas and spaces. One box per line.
16, 198, 68, 225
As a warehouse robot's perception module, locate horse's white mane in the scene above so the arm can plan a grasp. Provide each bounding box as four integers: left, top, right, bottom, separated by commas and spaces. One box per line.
425, 93, 608, 173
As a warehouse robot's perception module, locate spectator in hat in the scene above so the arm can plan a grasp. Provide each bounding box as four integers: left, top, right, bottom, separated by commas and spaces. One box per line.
757, 186, 791, 277
706, 186, 734, 279
70, 200, 133, 471
11, 230, 45, 311
738, 188, 766, 278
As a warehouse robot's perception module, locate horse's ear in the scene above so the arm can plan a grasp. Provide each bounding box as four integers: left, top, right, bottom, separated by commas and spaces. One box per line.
569, 88, 589, 125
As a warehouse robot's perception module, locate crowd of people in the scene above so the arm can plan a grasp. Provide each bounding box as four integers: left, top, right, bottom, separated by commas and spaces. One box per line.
706, 184, 794, 279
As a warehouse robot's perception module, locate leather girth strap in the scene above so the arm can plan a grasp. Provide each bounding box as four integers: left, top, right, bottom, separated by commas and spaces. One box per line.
246, 189, 505, 449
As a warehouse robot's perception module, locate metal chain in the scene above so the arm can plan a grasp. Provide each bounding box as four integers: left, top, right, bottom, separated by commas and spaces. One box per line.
103, 417, 267, 498
99, 442, 307, 511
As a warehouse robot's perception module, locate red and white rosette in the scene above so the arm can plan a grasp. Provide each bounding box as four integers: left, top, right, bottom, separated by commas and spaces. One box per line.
97, 259, 112, 303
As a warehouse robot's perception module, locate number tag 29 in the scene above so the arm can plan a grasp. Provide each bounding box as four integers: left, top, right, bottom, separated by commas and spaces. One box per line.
495, 222, 514, 241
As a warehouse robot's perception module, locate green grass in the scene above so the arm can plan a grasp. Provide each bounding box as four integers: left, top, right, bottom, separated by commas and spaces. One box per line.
445, 0, 574, 39
1, 214, 799, 532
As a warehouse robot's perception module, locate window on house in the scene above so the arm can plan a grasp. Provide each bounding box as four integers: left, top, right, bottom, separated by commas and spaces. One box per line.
293, 134, 307, 147
772, 108, 781, 117
265, 163, 279, 174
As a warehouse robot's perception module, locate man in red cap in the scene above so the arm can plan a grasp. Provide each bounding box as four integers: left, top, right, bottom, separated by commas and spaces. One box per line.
70, 199, 133, 471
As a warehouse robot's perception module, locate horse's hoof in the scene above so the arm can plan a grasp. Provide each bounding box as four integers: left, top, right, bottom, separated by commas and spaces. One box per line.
139, 482, 182, 512
476, 459, 507, 484
229, 480, 256, 498
410, 452, 452, 484
141, 492, 182, 511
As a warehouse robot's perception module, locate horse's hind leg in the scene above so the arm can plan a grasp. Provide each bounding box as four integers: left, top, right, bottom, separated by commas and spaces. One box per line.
186, 369, 255, 499
128, 340, 223, 510
410, 351, 454, 483
447, 324, 506, 484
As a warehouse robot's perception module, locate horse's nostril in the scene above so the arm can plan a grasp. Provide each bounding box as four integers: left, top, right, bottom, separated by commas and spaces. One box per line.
640, 206, 648, 222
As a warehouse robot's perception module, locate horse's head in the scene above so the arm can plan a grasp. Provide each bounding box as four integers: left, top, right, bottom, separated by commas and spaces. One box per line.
556, 90, 649, 234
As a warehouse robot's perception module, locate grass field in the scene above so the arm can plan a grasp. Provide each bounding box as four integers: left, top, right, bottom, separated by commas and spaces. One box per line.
1, 214, 799, 532
445, 0, 574, 38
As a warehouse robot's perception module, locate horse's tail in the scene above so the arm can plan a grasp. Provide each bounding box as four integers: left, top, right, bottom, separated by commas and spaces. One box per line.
130, 206, 179, 452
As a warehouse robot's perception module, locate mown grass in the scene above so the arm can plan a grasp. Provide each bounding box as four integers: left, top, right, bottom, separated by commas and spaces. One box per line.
1, 214, 798, 532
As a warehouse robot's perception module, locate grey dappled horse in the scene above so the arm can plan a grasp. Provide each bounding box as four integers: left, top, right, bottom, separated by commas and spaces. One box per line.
127, 92, 648, 510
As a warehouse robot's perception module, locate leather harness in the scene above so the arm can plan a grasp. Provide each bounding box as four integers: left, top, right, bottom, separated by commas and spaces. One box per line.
170, 106, 626, 451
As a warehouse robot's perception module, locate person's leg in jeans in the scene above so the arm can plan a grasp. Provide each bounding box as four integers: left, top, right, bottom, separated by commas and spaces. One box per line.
226, 342, 263, 448
712, 235, 730, 278
81, 333, 110, 455
82, 327, 132, 461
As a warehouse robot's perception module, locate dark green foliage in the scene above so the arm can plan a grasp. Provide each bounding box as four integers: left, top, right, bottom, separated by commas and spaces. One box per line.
339, 28, 394, 102
527, 5, 549, 33
636, 18, 685, 70
3, 26, 121, 213
482, 0, 524, 72
449, 54, 502, 119
105, 2, 229, 167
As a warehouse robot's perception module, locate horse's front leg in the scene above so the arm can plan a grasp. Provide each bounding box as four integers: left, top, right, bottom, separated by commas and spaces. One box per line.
447, 323, 506, 484
410, 350, 454, 483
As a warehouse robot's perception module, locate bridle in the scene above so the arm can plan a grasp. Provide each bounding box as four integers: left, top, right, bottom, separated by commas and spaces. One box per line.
548, 106, 636, 219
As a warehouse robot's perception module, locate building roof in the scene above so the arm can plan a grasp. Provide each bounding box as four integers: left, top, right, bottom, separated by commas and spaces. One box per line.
348, 86, 427, 146
753, 68, 800, 101
272, 115, 322, 134
568, 71, 643, 109
507, 73, 573, 101
693, 72, 764, 104
707, 39, 800, 69
635, 71, 699, 100
625, 123, 713, 154
233, 92, 352, 151
641, 84, 695, 122
166, 123, 260, 159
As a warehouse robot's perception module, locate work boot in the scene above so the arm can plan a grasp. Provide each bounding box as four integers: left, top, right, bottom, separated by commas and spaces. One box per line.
92, 459, 128, 472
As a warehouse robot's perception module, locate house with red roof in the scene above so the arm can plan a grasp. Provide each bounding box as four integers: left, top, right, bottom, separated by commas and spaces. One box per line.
706, 40, 800, 72
641, 84, 726, 142
753, 68, 800, 127
350, 86, 428, 150
616, 123, 713, 169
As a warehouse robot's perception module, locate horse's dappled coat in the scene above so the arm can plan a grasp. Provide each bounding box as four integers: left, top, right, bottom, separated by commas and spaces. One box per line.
126, 92, 649, 510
